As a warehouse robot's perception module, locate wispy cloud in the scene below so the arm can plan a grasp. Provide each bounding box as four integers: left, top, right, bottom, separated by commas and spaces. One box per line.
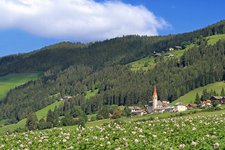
0, 0, 168, 41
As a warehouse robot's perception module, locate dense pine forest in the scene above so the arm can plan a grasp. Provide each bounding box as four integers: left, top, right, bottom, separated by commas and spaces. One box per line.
1, 20, 225, 123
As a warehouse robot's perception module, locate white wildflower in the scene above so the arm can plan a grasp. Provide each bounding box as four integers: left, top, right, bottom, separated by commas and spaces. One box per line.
191, 141, 197, 146
134, 139, 139, 143
179, 144, 185, 149
213, 143, 219, 149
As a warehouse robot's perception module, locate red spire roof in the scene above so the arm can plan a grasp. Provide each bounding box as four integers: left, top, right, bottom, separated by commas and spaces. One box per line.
153, 85, 157, 97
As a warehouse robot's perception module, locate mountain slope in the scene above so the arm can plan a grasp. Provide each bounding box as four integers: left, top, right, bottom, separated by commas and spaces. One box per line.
0, 73, 40, 100
1, 20, 225, 123
1, 20, 225, 75
172, 82, 225, 104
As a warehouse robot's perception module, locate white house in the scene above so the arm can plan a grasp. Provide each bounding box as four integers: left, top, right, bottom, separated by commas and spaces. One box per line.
174, 103, 187, 112
128, 106, 147, 116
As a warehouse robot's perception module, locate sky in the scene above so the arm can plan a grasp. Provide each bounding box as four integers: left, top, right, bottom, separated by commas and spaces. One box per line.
0, 0, 225, 56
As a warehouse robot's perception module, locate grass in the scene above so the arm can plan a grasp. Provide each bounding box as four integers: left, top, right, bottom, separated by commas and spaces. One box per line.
35, 101, 64, 120
0, 101, 64, 133
207, 34, 225, 45
0, 73, 40, 101
130, 56, 156, 72
84, 89, 98, 100
172, 81, 225, 104
130, 44, 196, 72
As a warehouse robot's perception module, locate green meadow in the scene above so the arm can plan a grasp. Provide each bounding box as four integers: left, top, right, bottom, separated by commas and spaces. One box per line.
0, 73, 40, 100
172, 82, 225, 104
0, 100, 64, 133
207, 34, 225, 45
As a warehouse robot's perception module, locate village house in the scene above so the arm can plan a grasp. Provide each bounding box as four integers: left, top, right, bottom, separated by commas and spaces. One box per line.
186, 104, 198, 109
210, 96, 225, 104
168, 47, 174, 51
128, 106, 147, 116
201, 100, 212, 107
174, 102, 187, 112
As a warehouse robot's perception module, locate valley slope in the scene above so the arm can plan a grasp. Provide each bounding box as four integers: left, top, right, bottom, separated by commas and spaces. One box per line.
1, 20, 225, 125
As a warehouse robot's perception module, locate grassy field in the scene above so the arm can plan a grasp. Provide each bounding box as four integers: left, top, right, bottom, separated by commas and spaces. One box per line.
0, 73, 40, 100
129, 56, 156, 72
172, 81, 225, 104
207, 34, 225, 45
84, 89, 98, 100
130, 44, 196, 72
0, 101, 64, 133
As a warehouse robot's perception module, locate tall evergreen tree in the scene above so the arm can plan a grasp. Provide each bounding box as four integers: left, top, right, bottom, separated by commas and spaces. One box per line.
26, 112, 38, 130
221, 88, 225, 96
195, 93, 201, 105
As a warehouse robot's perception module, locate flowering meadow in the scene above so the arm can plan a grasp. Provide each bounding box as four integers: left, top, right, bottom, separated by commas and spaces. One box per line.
0, 113, 225, 150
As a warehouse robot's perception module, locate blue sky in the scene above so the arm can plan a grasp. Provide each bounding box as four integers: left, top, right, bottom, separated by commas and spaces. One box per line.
0, 0, 225, 56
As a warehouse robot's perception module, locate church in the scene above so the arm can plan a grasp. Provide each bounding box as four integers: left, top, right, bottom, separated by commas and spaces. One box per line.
146, 86, 172, 113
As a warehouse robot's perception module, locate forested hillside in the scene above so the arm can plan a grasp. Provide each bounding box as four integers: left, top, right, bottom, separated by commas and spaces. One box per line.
0, 20, 225, 123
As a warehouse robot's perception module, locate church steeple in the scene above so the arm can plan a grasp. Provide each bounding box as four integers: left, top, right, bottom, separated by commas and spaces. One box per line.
153, 85, 157, 97
152, 86, 158, 110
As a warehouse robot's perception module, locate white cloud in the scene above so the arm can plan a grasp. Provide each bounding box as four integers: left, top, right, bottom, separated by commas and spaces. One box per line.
0, 0, 168, 41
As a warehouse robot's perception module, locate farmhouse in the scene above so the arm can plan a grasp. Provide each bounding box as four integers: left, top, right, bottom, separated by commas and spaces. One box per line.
201, 100, 212, 107
154, 53, 162, 57
168, 47, 174, 51
175, 46, 182, 49
128, 106, 147, 116
174, 102, 187, 112
210, 96, 225, 104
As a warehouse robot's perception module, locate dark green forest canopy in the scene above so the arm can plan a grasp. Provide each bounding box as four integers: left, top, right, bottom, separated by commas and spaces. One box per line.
0, 20, 225, 122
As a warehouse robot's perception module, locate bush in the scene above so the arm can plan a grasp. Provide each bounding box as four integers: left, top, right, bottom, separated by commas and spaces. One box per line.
38, 118, 53, 130
90, 116, 96, 121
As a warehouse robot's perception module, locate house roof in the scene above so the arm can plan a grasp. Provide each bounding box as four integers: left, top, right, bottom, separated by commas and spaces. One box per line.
211, 96, 224, 100
175, 102, 184, 106
154, 53, 162, 56
128, 106, 142, 110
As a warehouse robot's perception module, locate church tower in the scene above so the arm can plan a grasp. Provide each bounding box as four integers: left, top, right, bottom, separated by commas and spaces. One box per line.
152, 86, 158, 110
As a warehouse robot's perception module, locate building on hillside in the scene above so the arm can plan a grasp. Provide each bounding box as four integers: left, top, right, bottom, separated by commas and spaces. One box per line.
128, 106, 147, 116
154, 53, 162, 57
168, 47, 174, 51
201, 100, 212, 107
161, 100, 170, 107
175, 46, 182, 49
210, 96, 225, 104
174, 102, 187, 112
186, 104, 198, 109
164, 53, 174, 58
63, 96, 73, 100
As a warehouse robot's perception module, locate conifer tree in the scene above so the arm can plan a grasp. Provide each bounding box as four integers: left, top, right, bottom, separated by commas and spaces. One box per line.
195, 93, 201, 104
221, 88, 225, 96
26, 112, 38, 130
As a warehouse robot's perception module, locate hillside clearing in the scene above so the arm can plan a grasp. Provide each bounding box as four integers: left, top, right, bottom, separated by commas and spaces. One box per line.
85, 89, 98, 100
173, 81, 225, 104
207, 34, 225, 45
0, 101, 63, 133
0, 73, 40, 100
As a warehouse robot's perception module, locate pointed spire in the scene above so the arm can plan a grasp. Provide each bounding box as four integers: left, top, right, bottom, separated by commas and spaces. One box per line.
153, 85, 157, 97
